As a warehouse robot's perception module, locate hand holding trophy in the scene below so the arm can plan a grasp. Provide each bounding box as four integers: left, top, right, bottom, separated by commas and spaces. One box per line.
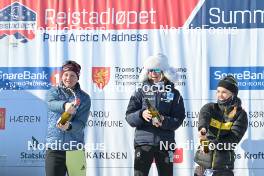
144, 98, 164, 127
57, 88, 80, 126
199, 128, 209, 153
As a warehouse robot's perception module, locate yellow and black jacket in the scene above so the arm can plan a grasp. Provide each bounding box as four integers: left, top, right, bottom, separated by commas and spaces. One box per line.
195, 97, 248, 170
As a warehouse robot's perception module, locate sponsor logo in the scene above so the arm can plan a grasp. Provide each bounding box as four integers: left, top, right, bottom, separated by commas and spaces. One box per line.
0, 108, 6, 130
210, 67, 264, 90
168, 148, 183, 163
92, 67, 110, 89
9, 115, 41, 123
0, 2, 37, 44
28, 136, 41, 150
44, 0, 199, 30
86, 151, 127, 160
153, 148, 183, 164
173, 148, 183, 163
49, 68, 62, 86
88, 111, 123, 128
21, 136, 45, 164
0, 67, 60, 90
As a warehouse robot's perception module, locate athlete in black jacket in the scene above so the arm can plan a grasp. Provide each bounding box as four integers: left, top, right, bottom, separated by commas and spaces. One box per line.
194, 75, 248, 176
126, 54, 185, 176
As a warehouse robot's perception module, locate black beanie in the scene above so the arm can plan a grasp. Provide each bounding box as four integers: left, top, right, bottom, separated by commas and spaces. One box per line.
217, 75, 238, 96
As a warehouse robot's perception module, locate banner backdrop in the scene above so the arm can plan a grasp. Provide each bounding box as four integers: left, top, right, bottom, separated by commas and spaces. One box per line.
0, 0, 264, 176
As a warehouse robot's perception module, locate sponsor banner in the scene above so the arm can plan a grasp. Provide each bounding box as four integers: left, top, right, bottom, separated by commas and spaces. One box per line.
210, 67, 264, 90
0, 67, 61, 90
0, 95, 47, 167
1, 0, 264, 176
190, 0, 264, 29
0, 0, 199, 31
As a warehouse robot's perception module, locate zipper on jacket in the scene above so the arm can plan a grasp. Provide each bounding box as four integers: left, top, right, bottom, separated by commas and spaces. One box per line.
211, 108, 225, 169
153, 91, 158, 145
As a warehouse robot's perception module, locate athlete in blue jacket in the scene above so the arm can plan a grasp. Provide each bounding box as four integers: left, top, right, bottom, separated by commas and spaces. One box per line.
45, 60, 91, 176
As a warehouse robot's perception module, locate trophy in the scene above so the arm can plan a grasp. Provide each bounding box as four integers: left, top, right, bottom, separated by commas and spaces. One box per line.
57, 88, 80, 125
144, 98, 162, 124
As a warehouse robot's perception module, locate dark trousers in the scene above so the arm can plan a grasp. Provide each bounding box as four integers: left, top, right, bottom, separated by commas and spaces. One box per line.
134, 145, 173, 176
45, 150, 67, 176
212, 169, 234, 176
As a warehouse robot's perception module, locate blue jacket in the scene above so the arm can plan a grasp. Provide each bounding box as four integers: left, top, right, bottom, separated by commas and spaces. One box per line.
46, 83, 91, 150
126, 80, 185, 147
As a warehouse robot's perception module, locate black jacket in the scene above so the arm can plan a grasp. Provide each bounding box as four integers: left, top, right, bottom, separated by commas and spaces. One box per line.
125, 80, 185, 147
195, 97, 248, 169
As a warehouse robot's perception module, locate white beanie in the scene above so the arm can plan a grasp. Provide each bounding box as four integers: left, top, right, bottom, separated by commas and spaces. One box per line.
139, 53, 178, 83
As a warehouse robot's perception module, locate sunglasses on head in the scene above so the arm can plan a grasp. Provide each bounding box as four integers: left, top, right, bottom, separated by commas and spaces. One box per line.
148, 68, 161, 73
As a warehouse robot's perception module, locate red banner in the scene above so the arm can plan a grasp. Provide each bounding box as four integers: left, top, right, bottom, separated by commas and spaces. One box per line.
0, 0, 199, 30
